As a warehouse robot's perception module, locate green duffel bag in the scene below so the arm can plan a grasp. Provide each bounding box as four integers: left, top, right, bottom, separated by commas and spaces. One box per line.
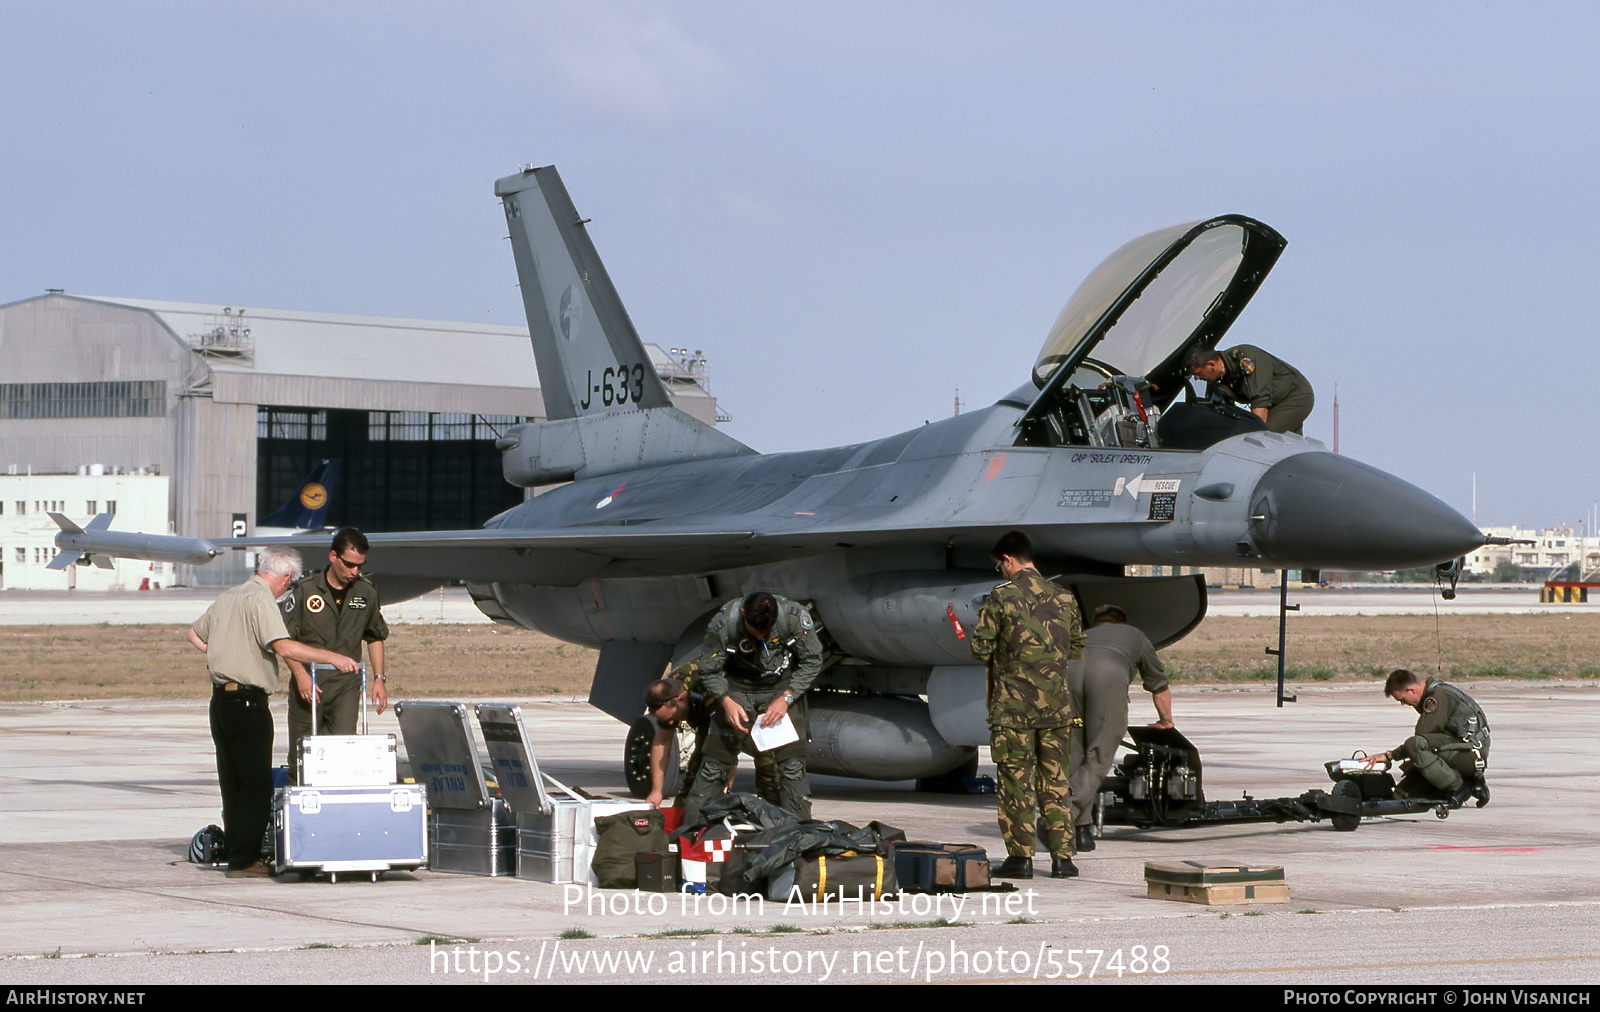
592, 808, 668, 888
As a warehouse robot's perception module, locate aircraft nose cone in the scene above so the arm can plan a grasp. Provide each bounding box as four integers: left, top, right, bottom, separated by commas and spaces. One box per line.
1249, 452, 1484, 570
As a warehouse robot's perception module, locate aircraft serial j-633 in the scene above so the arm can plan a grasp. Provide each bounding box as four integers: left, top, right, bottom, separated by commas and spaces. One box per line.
60, 165, 1490, 791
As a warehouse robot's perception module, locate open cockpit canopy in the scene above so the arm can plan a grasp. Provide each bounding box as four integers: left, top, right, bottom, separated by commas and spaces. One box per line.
1018, 216, 1286, 450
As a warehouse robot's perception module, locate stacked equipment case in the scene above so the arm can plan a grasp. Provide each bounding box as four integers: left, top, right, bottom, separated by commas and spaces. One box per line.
273, 664, 427, 881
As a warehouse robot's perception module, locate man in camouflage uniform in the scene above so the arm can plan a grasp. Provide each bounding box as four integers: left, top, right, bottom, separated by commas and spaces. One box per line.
971, 531, 1087, 880
1185, 344, 1315, 434
1362, 668, 1491, 805
642, 659, 779, 808
683, 592, 823, 825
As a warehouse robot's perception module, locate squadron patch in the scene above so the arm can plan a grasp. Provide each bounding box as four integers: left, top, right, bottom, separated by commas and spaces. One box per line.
799, 612, 813, 631
1238, 356, 1255, 375
306, 594, 326, 614
349, 596, 367, 610
1423, 697, 1438, 713
283, 596, 295, 614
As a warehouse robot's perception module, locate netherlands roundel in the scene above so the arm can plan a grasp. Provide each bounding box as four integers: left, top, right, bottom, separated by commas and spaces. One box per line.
306, 594, 326, 614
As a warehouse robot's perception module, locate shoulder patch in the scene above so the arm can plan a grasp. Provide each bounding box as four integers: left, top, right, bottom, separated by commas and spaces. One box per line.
306, 594, 326, 614
1422, 696, 1438, 713
1238, 356, 1255, 375
282, 596, 295, 614
799, 611, 813, 631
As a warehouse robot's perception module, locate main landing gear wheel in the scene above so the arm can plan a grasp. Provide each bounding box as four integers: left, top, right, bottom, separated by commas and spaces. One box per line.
914, 752, 979, 793
1330, 779, 1362, 832
623, 717, 657, 798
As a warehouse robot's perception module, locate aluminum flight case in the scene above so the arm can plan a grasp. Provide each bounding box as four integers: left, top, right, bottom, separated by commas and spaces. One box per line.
475, 702, 650, 884
273, 784, 427, 882
395, 700, 515, 876
298, 663, 399, 786
272, 665, 425, 880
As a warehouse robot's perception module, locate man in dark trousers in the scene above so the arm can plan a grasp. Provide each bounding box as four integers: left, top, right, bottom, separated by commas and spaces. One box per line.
187, 546, 359, 878
1067, 605, 1172, 852
282, 527, 389, 782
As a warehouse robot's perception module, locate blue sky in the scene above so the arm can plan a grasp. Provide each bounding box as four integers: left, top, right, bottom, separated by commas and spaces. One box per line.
3, 2, 1595, 530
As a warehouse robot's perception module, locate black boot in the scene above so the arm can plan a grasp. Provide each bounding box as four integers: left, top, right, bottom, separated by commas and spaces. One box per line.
1075, 825, 1096, 852
993, 856, 1034, 879
1472, 780, 1491, 808
1050, 856, 1080, 879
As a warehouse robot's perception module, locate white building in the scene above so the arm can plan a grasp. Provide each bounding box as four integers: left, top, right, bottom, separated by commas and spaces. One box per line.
0, 472, 171, 590
1464, 525, 1600, 579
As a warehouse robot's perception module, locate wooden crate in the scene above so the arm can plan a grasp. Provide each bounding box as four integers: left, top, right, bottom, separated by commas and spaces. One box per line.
1144, 860, 1289, 906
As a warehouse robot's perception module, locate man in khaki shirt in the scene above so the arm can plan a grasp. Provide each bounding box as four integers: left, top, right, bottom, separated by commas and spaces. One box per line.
188, 547, 358, 878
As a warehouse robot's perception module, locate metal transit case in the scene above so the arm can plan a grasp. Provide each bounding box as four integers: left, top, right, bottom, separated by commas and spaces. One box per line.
395, 700, 515, 876
474, 703, 650, 883
272, 664, 426, 881
273, 784, 427, 883
298, 663, 399, 787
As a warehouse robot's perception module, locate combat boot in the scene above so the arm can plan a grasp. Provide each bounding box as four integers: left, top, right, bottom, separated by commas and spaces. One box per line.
994, 856, 1034, 879
1050, 856, 1079, 879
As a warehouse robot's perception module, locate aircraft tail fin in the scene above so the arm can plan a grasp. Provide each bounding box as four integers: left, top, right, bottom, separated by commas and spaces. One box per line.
492, 166, 753, 484
260, 458, 339, 530
495, 166, 676, 420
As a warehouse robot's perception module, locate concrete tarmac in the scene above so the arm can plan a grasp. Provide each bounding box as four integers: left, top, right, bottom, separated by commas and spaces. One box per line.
2, 681, 1597, 986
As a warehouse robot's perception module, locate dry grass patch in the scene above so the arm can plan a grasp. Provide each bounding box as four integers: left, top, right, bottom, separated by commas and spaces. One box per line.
2, 613, 1598, 702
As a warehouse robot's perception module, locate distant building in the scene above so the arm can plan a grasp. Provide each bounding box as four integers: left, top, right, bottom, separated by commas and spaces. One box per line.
0, 472, 170, 590
0, 293, 724, 586
1465, 525, 1600, 579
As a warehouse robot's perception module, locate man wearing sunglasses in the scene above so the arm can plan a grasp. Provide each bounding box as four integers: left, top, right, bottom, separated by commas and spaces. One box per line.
282, 527, 390, 781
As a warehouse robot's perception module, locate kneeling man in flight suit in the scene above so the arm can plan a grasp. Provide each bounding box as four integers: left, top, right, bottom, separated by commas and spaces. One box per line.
1362, 668, 1490, 806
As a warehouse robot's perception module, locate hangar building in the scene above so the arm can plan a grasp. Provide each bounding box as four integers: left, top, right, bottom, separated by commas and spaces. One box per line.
0, 292, 724, 587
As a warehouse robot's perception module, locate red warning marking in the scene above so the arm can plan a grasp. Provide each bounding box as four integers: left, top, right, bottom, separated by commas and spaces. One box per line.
946, 605, 966, 640
1423, 845, 1541, 852
986, 456, 1008, 482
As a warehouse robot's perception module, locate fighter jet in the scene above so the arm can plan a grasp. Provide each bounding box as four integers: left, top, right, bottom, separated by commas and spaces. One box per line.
59, 166, 1486, 786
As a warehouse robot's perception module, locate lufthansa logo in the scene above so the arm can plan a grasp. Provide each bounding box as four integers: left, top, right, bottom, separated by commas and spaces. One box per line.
306, 595, 326, 614
299, 483, 328, 509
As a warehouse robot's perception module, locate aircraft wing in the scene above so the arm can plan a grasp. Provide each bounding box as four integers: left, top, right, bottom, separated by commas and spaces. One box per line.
56, 518, 1031, 587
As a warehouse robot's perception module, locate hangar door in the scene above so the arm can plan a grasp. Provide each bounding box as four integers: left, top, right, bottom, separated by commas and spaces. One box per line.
256, 407, 528, 533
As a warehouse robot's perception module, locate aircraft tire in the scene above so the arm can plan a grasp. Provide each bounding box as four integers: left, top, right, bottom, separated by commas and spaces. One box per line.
623, 717, 657, 798
1330, 780, 1362, 832
914, 752, 980, 793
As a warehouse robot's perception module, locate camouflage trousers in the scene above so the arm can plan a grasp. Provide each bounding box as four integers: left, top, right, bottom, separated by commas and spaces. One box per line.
991, 725, 1074, 859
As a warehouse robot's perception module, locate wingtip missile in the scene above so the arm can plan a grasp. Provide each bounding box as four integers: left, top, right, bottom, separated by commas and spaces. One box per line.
49, 512, 222, 567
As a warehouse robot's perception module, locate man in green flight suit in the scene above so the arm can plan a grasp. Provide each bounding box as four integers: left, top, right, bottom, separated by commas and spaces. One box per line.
641, 659, 780, 809
1362, 668, 1491, 806
682, 592, 823, 825
1184, 344, 1315, 435
282, 527, 390, 782
971, 531, 1087, 880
